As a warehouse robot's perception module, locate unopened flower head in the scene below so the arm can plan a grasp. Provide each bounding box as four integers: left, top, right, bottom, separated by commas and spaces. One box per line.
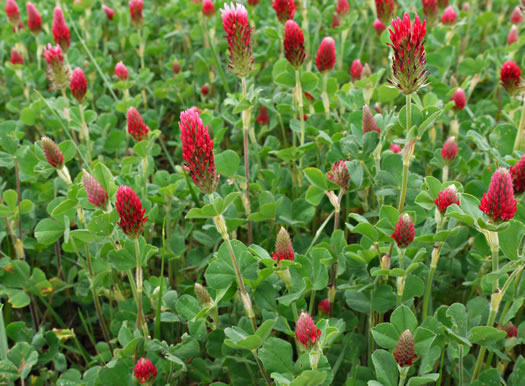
116, 185, 148, 239
43, 44, 71, 90
392, 213, 415, 248
202, 0, 215, 16
327, 159, 350, 190
201, 84, 209, 96
129, 0, 144, 27
220, 3, 254, 77
52, 7, 70, 52
179, 108, 219, 194
26, 2, 41, 34
511, 6, 523, 24
70, 68, 87, 104
134, 357, 157, 384
394, 329, 417, 367
507, 25, 519, 45
510, 155, 525, 195
373, 18, 387, 34
315, 37, 336, 73
172, 59, 181, 74
295, 311, 321, 348
441, 136, 458, 164
388, 13, 428, 95
351, 59, 363, 80
441, 6, 457, 25
10, 48, 23, 65
435, 185, 459, 213
375, 0, 395, 25
362, 105, 380, 134
272, 227, 294, 262
127, 107, 149, 142
318, 298, 330, 314
41, 137, 64, 169
115, 61, 129, 81
503, 322, 518, 338
390, 143, 401, 153
256, 105, 269, 125
451, 88, 466, 110
479, 168, 517, 222
103, 5, 116, 20
272, 0, 295, 24
5, 0, 20, 25
82, 171, 108, 209
284, 20, 306, 69
500, 61, 522, 96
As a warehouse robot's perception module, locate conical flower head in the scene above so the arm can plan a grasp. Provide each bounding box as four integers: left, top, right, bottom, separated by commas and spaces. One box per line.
295, 311, 321, 348
451, 88, 466, 110
203, 0, 215, 16
70, 68, 87, 104
82, 171, 108, 209
392, 214, 415, 248
387, 13, 428, 95
510, 155, 525, 195
435, 185, 459, 213
373, 18, 387, 34
273, 227, 294, 262
479, 168, 517, 222
116, 185, 148, 239
103, 5, 116, 20
220, 3, 254, 77
10, 48, 23, 65
272, 0, 295, 24
41, 137, 64, 169
318, 298, 330, 314
129, 0, 144, 27
26, 3, 41, 34
5, 0, 20, 25
500, 61, 522, 96
256, 105, 269, 125
422, 0, 437, 24
441, 6, 457, 25
134, 357, 157, 384
394, 329, 417, 367
179, 108, 219, 194
327, 159, 350, 190
284, 20, 306, 69
351, 59, 363, 80
52, 7, 70, 52
315, 37, 336, 73
337, 0, 349, 17
441, 136, 458, 164
127, 107, 149, 142
195, 283, 213, 306
115, 61, 129, 81
362, 105, 380, 134
512, 6, 523, 24
503, 322, 518, 338
375, 0, 395, 25
507, 25, 519, 45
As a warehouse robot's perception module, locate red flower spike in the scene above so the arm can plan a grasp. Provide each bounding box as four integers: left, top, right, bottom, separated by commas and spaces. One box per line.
116, 186, 148, 239
10, 48, 23, 65
256, 105, 269, 125
129, 0, 144, 27
500, 61, 521, 96
103, 5, 116, 20
295, 311, 322, 348
272, 0, 295, 24
451, 88, 466, 110
134, 357, 157, 384
319, 298, 330, 314
362, 105, 380, 134
390, 144, 401, 153
82, 171, 108, 209
26, 2, 41, 34
479, 168, 517, 222
375, 0, 395, 25
422, 0, 438, 23
512, 6, 523, 24
172, 59, 181, 74
315, 37, 336, 73
437, 0, 448, 9
394, 329, 418, 367
434, 185, 459, 213
43, 44, 70, 90
127, 107, 149, 142
337, 0, 349, 16
179, 108, 219, 194
392, 214, 415, 248
115, 61, 129, 81
327, 159, 350, 190
503, 322, 518, 338
52, 7, 71, 52
441, 6, 457, 25
5, 0, 20, 24
351, 59, 363, 80
284, 20, 306, 69
41, 137, 64, 169
388, 13, 428, 95
373, 18, 387, 34
70, 68, 87, 104
441, 136, 458, 164
272, 227, 294, 262
508, 25, 519, 45
510, 155, 525, 195
201, 84, 210, 96
220, 3, 254, 77
203, 0, 215, 16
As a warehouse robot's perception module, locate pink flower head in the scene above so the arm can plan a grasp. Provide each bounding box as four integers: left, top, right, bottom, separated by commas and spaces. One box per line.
510, 155, 525, 195
5, 0, 19, 24
41, 137, 64, 169
441, 6, 457, 25
362, 105, 380, 134
503, 322, 518, 338
115, 61, 129, 80
337, 0, 349, 16
351, 59, 363, 80
392, 213, 415, 248
82, 171, 109, 209
220, 3, 254, 77
284, 20, 306, 69
375, 0, 395, 25
373, 18, 387, 34
441, 136, 458, 164
26, 3, 41, 34
500, 61, 522, 96
512, 6, 523, 24
479, 168, 517, 222
451, 88, 466, 110
10, 48, 23, 65
390, 143, 401, 153
203, 0, 215, 16
272, 227, 294, 262
172, 59, 181, 74
103, 5, 116, 20
319, 298, 330, 314
43, 44, 70, 90
256, 105, 269, 125
272, 0, 295, 24
134, 357, 157, 384
434, 185, 459, 213
201, 84, 209, 96
43, 44, 64, 67
127, 107, 149, 142
116, 186, 148, 239
422, 0, 438, 23
179, 108, 219, 194
394, 329, 417, 367
388, 13, 428, 95
295, 311, 322, 348
129, 0, 144, 27
52, 7, 71, 52
315, 37, 336, 73
507, 25, 519, 45
327, 159, 350, 190
70, 68, 87, 104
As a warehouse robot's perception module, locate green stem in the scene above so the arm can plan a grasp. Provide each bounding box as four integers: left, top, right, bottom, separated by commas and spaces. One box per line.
154, 215, 169, 340
321, 73, 330, 119
252, 350, 272, 386
458, 344, 464, 386
422, 244, 441, 320
134, 238, 148, 337
79, 106, 91, 163
241, 77, 253, 244
329, 190, 344, 316
513, 97, 525, 152
491, 246, 499, 294
296, 70, 306, 150
397, 95, 412, 213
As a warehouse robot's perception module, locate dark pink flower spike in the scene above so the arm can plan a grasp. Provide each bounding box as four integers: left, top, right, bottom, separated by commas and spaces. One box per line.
375, 0, 395, 25
394, 330, 418, 367
134, 357, 157, 383
284, 20, 306, 69
272, 0, 295, 24
479, 168, 517, 222
103, 5, 116, 20
203, 0, 215, 16
41, 137, 64, 169
52, 7, 71, 52
442, 137, 458, 164
116, 186, 148, 239
127, 108, 149, 142
272, 227, 294, 262
220, 3, 254, 77
129, 0, 144, 27
441, 6, 457, 25
26, 2, 42, 34
315, 37, 336, 73
500, 61, 521, 96
392, 214, 415, 248
351, 59, 363, 80
434, 185, 459, 213
70, 68, 87, 104
115, 61, 129, 81
510, 155, 525, 195
295, 311, 322, 348
10, 48, 23, 65
5, 0, 20, 25
451, 88, 466, 110
82, 171, 109, 209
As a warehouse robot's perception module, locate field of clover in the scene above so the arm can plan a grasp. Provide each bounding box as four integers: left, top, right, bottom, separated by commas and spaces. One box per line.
1, 0, 525, 385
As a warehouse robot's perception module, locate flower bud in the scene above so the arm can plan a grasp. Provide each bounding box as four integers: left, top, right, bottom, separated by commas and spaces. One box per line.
41, 137, 64, 169
507, 25, 519, 45
394, 329, 417, 367
103, 5, 116, 20
441, 136, 458, 164
373, 18, 386, 34
434, 185, 459, 213
295, 311, 321, 348
52, 7, 70, 52
256, 105, 269, 125
272, 0, 295, 24
82, 171, 109, 209
362, 63, 372, 78
10, 48, 23, 65
134, 357, 157, 384
283, 20, 306, 69
327, 159, 350, 190
375, 0, 395, 25
129, 0, 144, 28
70, 68, 87, 104
392, 214, 415, 248
203, 0, 215, 16
201, 84, 210, 96
500, 61, 521, 96
318, 298, 330, 314
512, 6, 523, 25
450, 88, 466, 110
479, 168, 517, 222
315, 37, 336, 73
194, 283, 213, 307
390, 143, 401, 153
127, 107, 149, 142
220, 3, 254, 77
26, 3, 42, 34
172, 59, 181, 74
116, 185, 148, 239
350, 59, 363, 80
115, 61, 129, 81
362, 105, 380, 134
510, 155, 525, 194
273, 227, 294, 262
441, 6, 457, 25
503, 322, 518, 338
